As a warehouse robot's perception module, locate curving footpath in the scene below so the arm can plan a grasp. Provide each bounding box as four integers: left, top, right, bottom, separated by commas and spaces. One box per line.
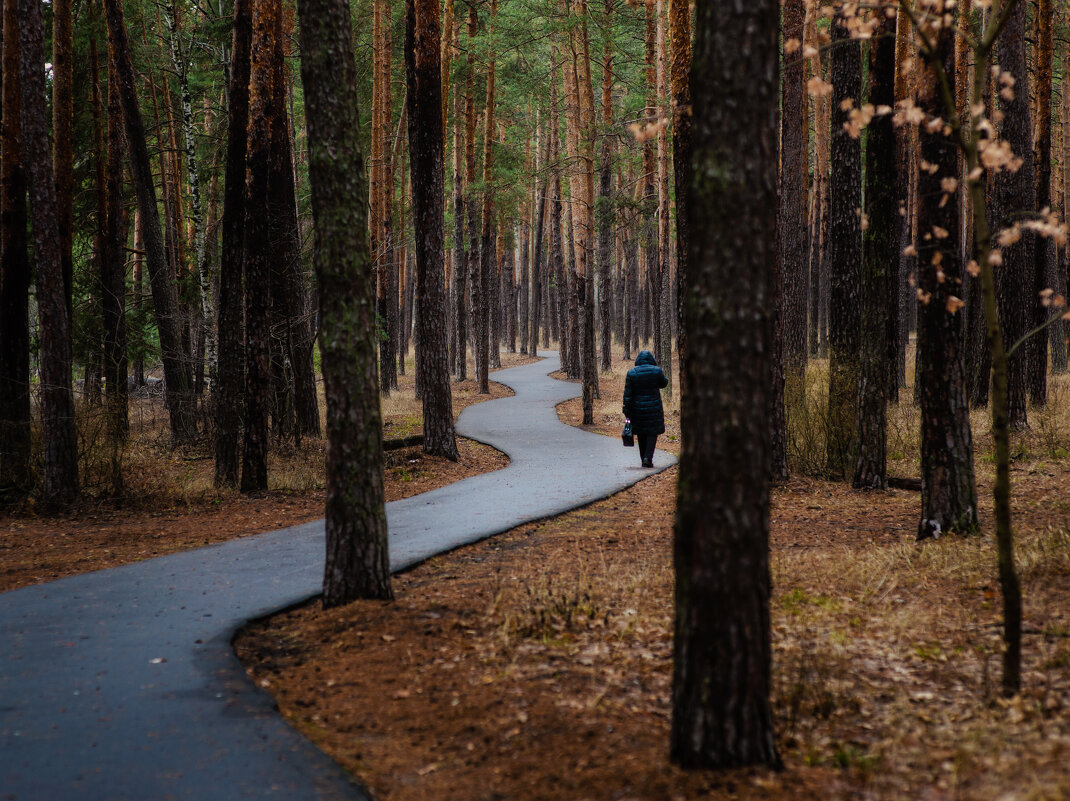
0, 352, 674, 801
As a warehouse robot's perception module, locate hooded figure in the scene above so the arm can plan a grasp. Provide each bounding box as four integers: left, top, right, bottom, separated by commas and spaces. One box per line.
622, 350, 668, 468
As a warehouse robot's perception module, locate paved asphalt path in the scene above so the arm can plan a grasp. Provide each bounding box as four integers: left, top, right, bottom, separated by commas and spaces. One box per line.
0, 351, 674, 801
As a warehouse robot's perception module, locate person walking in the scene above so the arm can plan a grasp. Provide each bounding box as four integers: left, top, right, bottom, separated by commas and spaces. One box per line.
622, 350, 668, 468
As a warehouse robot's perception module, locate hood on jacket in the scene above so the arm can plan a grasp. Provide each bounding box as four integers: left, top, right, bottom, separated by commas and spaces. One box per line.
635, 350, 657, 367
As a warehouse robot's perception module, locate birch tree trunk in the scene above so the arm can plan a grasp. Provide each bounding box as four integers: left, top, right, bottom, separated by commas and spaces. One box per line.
163, 3, 213, 382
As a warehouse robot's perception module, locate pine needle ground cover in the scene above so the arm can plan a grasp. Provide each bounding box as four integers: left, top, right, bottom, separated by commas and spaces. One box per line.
237, 351, 1070, 801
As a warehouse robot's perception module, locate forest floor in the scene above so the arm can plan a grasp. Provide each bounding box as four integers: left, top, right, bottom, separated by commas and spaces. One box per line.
0, 352, 536, 593
234, 349, 1070, 801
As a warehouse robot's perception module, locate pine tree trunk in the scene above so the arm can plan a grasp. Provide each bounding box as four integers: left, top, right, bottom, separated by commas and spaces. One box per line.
104, 44, 130, 474
598, 3, 614, 371
477, 0, 497, 394
0, 0, 32, 498
1031, 0, 1054, 406
1055, 26, 1070, 373
655, 0, 671, 400
993, 0, 1034, 429
269, 11, 319, 439
825, 11, 862, 479
464, 5, 482, 386
52, 0, 73, 321
240, 0, 276, 493
530, 127, 547, 357
672, 0, 780, 767
104, 0, 197, 445
451, 14, 468, 380
643, 0, 661, 366
853, 10, 896, 490
916, 26, 977, 540
780, 0, 806, 377
668, 0, 689, 375
406, 0, 458, 460
519, 136, 532, 356
297, 0, 392, 606
215, 0, 251, 487
19, 0, 79, 506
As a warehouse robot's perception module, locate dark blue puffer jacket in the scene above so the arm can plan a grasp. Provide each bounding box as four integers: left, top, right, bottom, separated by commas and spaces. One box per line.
622, 350, 668, 435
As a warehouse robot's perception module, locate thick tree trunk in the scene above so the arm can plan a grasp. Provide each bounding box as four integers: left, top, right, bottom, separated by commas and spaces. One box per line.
215, 0, 252, 486
825, 12, 862, 479
853, 10, 896, 490
0, 0, 32, 498
672, 0, 780, 767
105, 0, 197, 445
240, 0, 276, 493
993, 0, 1034, 429
297, 0, 392, 605
406, 0, 458, 460
916, 27, 978, 540
19, 0, 79, 505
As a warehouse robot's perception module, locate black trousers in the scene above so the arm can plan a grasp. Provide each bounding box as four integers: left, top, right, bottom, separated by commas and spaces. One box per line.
637, 434, 657, 464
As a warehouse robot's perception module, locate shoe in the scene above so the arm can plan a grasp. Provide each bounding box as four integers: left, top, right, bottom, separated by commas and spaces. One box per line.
642, 459, 653, 468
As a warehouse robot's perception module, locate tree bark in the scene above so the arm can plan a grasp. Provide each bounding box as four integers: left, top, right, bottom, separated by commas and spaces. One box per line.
19, 0, 79, 505
668, 0, 690, 377
655, 0, 671, 400
825, 11, 862, 479
992, 0, 1034, 429
297, 0, 392, 606
1031, 0, 1054, 406
780, 0, 806, 377
215, 0, 252, 486
0, 0, 32, 498
240, 0, 277, 493
672, 0, 780, 767
916, 25, 978, 540
104, 0, 197, 445
406, 0, 459, 460
103, 35, 130, 486
451, 14, 468, 380
853, 10, 896, 490
52, 0, 73, 321
477, 0, 497, 395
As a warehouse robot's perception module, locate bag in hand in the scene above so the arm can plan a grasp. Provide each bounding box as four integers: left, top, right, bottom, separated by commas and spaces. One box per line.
622, 419, 634, 447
